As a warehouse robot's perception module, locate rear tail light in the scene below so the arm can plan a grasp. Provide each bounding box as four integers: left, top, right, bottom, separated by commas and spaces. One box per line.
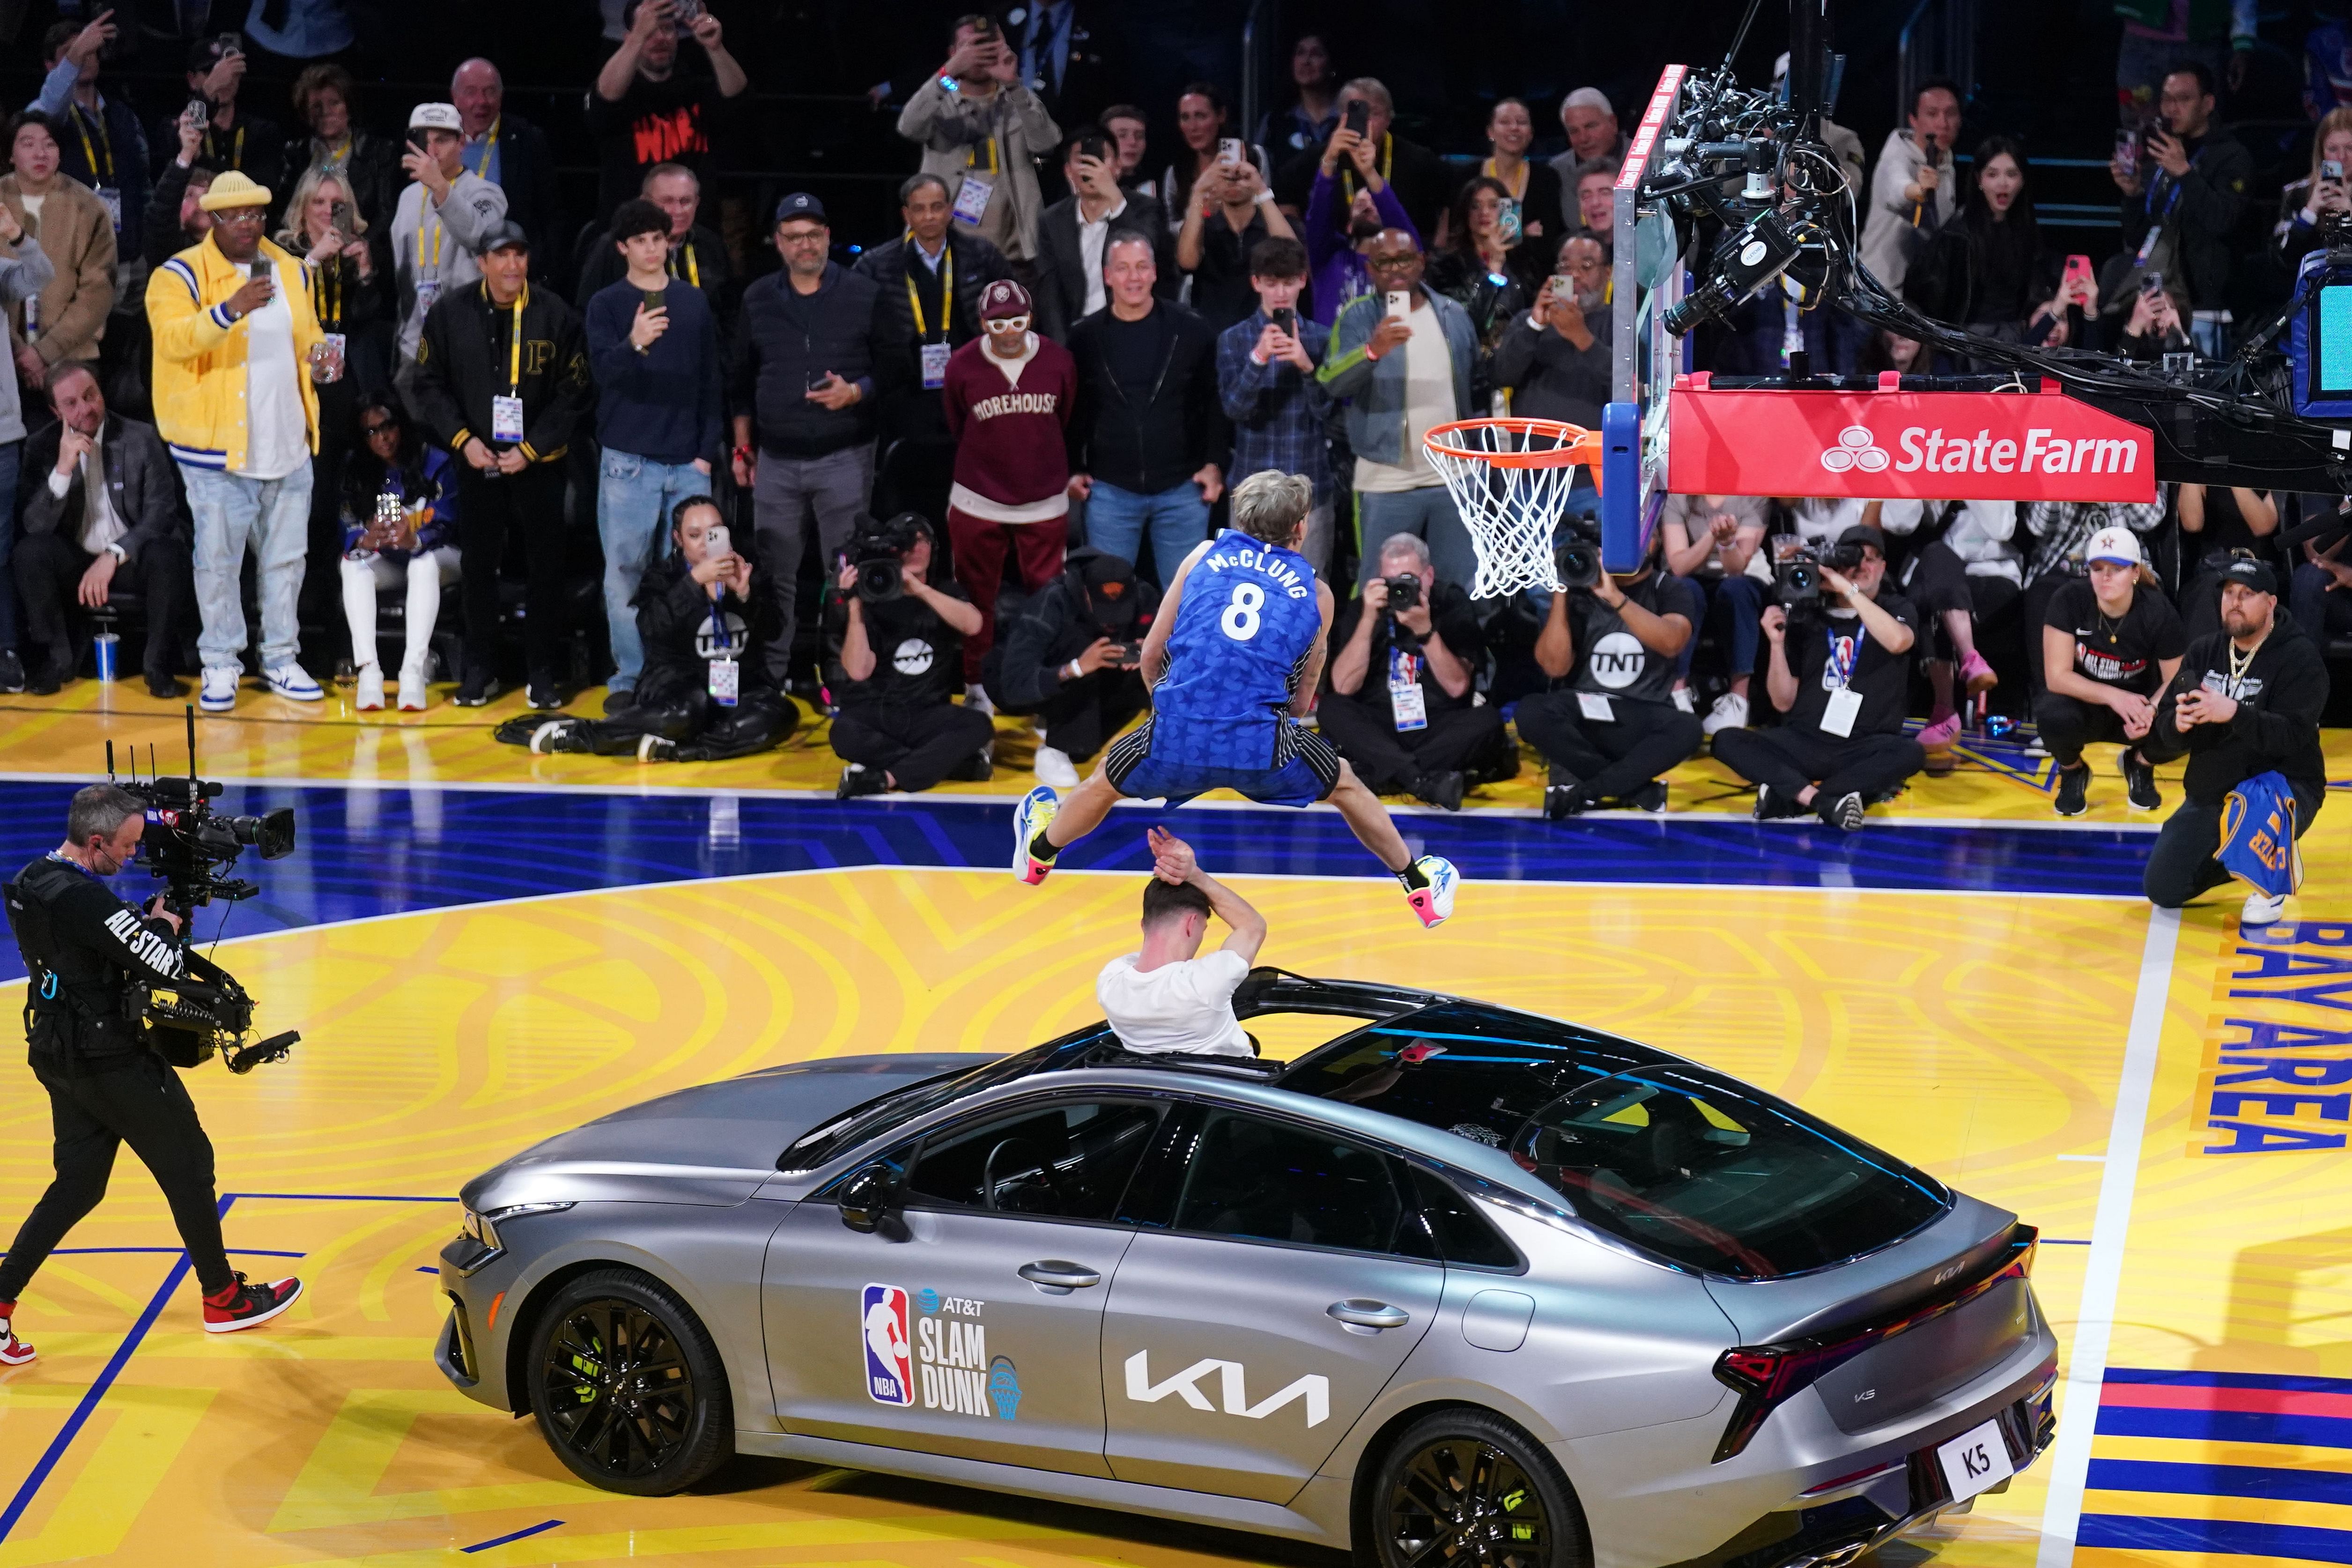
1711, 1224, 2038, 1463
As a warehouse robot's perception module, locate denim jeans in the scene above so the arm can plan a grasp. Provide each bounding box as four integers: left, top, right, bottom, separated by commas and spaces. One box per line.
184, 463, 312, 671
1081, 480, 1209, 583
0, 438, 19, 654
1679, 572, 1768, 681
597, 450, 710, 692
1357, 485, 1476, 590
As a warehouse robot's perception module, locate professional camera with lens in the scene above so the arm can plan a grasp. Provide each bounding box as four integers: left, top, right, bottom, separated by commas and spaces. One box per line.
1773, 540, 1862, 609
1381, 574, 1423, 613
1554, 521, 1604, 591
849, 512, 927, 605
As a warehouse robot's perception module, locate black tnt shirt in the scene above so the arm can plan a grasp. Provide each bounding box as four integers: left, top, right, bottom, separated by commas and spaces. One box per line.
1786, 595, 1921, 737
827, 577, 973, 709
1568, 576, 1683, 705
2043, 579, 2187, 695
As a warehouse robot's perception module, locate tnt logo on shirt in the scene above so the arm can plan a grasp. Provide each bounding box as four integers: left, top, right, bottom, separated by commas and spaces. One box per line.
893, 638, 935, 677
861, 1284, 915, 1405
1586, 631, 1646, 689
694, 611, 749, 662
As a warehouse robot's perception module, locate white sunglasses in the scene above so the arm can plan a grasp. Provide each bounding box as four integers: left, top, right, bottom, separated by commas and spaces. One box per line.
985, 314, 1032, 333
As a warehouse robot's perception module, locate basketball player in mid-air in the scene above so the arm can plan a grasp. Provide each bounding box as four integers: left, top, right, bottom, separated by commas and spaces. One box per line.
1013, 470, 1458, 926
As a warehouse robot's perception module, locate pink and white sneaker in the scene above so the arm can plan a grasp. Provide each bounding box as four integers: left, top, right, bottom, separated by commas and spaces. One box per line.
1402, 855, 1458, 928
1960, 649, 1998, 695
1917, 711, 1962, 751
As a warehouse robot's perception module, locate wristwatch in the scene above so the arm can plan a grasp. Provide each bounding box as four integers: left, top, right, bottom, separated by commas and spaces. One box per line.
1064, 659, 1083, 681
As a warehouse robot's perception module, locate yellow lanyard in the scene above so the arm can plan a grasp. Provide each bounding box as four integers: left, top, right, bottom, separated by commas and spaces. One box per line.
964, 136, 1000, 177
1341, 134, 1392, 205
504, 282, 528, 392
668, 242, 699, 288
70, 103, 113, 186
310, 258, 341, 328
417, 208, 442, 272
905, 237, 952, 339
1480, 156, 1526, 202
475, 118, 499, 181
203, 121, 245, 171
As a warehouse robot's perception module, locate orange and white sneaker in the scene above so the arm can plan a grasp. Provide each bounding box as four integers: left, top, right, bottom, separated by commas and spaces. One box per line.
1013, 785, 1061, 885
0, 1309, 35, 1367
202, 1272, 303, 1333
1402, 855, 1458, 928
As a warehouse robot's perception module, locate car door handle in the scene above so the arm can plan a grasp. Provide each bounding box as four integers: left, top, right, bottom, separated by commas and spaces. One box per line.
1018, 1259, 1102, 1290
1328, 1298, 1411, 1331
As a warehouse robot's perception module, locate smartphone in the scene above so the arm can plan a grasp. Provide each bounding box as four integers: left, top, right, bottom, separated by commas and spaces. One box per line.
640, 287, 666, 312
1384, 289, 1410, 319
1218, 137, 1244, 167
1108, 643, 1140, 667
806, 369, 833, 392
2327, 159, 2346, 183
249, 259, 271, 282
1343, 98, 1371, 138
1270, 305, 1295, 337
2141, 269, 2166, 299
705, 523, 730, 556
674, 0, 704, 21
2114, 126, 2140, 178
329, 199, 350, 231
182, 97, 208, 127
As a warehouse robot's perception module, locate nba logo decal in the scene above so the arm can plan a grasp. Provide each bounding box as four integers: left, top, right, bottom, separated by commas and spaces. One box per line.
862, 1284, 914, 1405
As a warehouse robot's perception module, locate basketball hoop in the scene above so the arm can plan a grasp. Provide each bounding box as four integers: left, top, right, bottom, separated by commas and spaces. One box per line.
1424, 418, 1605, 599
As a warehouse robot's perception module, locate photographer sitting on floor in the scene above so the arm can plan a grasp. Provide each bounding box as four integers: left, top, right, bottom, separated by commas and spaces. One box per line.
495, 497, 799, 762
2037, 526, 2185, 817
984, 548, 1158, 790
1713, 524, 1924, 831
1096, 827, 1266, 1059
1320, 532, 1513, 811
828, 512, 994, 798
1515, 531, 1699, 819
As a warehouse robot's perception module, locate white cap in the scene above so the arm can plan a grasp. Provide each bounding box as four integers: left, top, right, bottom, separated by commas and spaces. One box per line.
2085, 526, 2141, 567
408, 102, 462, 135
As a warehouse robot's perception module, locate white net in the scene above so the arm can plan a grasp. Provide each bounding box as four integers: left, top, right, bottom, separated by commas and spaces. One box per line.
1423, 420, 1595, 599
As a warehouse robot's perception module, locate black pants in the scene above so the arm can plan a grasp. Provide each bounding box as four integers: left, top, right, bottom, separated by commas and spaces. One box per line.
2022, 571, 2068, 690
1711, 725, 1926, 804
2034, 689, 2153, 768
14, 533, 193, 682
2145, 783, 2323, 908
1516, 692, 1701, 801
1316, 692, 1511, 793
1033, 670, 1149, 763
457, 464, 567, 683
0, 1049, 232, 1301
829, 701, 994, 791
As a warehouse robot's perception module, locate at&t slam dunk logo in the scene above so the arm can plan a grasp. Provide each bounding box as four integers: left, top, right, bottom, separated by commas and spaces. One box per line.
861, 1283, 1021, 1420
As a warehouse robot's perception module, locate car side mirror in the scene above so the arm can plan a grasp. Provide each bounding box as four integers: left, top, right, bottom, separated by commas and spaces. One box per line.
838, 1162, 902, 1234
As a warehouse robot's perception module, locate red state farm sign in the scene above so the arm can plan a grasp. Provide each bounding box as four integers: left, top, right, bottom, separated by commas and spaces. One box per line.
1665, 376, 2157, 503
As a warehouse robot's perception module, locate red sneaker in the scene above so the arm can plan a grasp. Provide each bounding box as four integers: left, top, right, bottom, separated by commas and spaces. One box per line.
202, 1273, 303, 1333
0, 1312, 34, 1367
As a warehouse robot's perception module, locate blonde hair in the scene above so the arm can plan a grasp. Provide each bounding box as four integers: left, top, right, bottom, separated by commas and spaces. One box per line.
2315, 106, 2352, 186
274, 165, 366, 252
1231, 470, 1313, 544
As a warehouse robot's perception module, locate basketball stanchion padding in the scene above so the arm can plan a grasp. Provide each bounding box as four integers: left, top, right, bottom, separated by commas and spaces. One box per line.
1423, 417, 1606, 599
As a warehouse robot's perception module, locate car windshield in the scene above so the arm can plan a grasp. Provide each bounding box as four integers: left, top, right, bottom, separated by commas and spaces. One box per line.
776, 1031, 1107, 1170
1281, 1007, 1949, 1279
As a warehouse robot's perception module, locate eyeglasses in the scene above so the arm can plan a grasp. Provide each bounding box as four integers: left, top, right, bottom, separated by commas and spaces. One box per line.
1366, 253, 1421, 271
777, 229, 829, 245
361, 421, 397, 436
985, 315, 1031, 333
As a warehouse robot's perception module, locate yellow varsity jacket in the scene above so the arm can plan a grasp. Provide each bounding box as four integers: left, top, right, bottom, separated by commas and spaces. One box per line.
146, 232, 323, 471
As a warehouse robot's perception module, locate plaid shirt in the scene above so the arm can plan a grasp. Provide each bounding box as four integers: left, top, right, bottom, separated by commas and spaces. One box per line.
2022, 499, 2167, 583
1216, 309, 1333, 504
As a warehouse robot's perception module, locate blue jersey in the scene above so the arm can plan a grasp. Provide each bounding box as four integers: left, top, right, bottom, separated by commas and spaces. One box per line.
1149, 530, 1322, 769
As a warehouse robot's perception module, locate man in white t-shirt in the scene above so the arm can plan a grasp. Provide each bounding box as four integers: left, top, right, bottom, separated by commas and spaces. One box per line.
1095, 828, 1267, 1058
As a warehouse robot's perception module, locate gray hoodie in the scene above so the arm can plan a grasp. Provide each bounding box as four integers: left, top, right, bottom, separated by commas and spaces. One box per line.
1859, 129, 1958, 295
0, 234, 58, 444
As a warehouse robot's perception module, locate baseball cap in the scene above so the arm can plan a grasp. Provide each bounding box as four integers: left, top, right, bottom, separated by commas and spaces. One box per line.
2085, 526, 2142, 567
474, 220, 531, 256
408, 103, 462, 135
198, 170, 270, 211
979, 279, 1033, 320
773, 192, 827, 225
1835, 523, 1887, 555
2221, 555, 2279, 596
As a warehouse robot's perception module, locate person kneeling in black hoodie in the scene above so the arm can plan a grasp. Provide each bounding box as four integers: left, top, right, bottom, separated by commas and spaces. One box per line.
495, 497, 800, 760
984, 549, 1160, 791
2136, 556, 2328, 925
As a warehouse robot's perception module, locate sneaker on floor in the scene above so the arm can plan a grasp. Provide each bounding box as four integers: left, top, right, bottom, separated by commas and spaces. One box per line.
355, 664, 385, 711
603, 687, 637, 714
200, 665, 240, 713
950, 747, 994, 783
146, 671, 187, 700
1960, 648, 1998, 694
1033, 744, 1081, 791
202, 1272, 303, 1333
836, 763, 888, 799
1412, 770, 1465, 812
1627, 780, 1669, 814
1753, 783, 1808, 821
265, 663, 324, 701
0, 649, 22, 694
636, 733, 678, 762
1543, 769, 1587, 821
1917, 710, 1962, 751
25, 657, 63, 697
2122, 748, 2160, 811
453, 670, 504, 708
1401, 854, 1459, 929
1701, 690, 1748, 737
2054, 762, 2091, 817
964, 682, 995, 717
1821, 791, 1867, 831
526, 681, 565, 711
2242, 890, 2290, 928
0, 1313, 33, 1367
1013, 784, 1061, 884
398, 659, 429, 711
1671, 686, 1696, 714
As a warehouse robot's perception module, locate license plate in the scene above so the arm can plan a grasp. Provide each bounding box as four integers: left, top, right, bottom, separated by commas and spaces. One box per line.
1936, 1419, 2014, 1503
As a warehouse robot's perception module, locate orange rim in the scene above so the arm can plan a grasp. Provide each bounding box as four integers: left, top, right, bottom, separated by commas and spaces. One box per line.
1424, 417, 1605, 471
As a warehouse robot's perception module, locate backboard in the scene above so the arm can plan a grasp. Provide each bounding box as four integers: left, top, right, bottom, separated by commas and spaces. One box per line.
1602, 64, 1691, 574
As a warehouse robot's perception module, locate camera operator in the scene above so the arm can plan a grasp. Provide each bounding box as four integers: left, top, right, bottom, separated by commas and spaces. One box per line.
2038, 528, 2185, 816
0, 784, 302, 1362
1515, 539, 1698, 819
828, 514, 994, 798
984, 547, 1158, 789
1713, 525, 1925, 831
2138, 558, 2328, 925
1321, 531, 1511, 811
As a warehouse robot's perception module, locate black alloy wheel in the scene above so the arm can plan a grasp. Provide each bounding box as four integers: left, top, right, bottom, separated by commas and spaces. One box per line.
1370, 1410, 1586, 1568
529, 1269, 732, 1494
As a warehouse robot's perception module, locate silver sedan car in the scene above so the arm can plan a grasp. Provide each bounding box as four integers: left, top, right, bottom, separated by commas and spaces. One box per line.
437, 973, 2056, 1568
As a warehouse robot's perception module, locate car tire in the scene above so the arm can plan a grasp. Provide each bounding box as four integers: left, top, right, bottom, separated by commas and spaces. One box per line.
527, 1267, 734, 1495
1360, 1408, 1590, 1568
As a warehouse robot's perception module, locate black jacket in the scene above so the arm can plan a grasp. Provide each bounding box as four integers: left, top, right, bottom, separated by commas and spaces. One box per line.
142, 158, 201, 271
995, 547, 1161, 708
2153, 619, 2330, 804
1329, 579, 1487, 721
469, 112, 562, 265
1066, 300, 1227, 495
993, 2, 1120, 129
8, 854, 186, 1063
1033, 192, 1175, 343
575, 223, 736, 344
854, 229, 1012, 440
16, 414, 185, 566
400, 280, 592, 465
636, 552, 776, 697
1490, 309, 1611, 429
156, 105, 286, 197
731, 261, 882, 457
2119, 126, 2252, 312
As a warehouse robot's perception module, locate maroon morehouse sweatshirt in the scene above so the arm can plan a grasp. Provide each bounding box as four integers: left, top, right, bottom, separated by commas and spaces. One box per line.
942, 333, 1077, 523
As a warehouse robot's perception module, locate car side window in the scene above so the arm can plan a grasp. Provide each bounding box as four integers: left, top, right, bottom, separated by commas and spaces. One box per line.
1405, 1166, 1523, 1269
903, 1100, 1163, 1221
1170, 1109, 1426, 1257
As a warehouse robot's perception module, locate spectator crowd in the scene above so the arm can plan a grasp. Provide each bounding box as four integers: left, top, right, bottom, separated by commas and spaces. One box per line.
0, 5, 2338, 920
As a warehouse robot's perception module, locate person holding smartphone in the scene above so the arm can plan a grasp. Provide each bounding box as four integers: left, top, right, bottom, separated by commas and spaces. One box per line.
2276, 107, 2352, 272
2112, 63, 2251, 357
1215, 236, 1333, 573
985, 547, 1159, 791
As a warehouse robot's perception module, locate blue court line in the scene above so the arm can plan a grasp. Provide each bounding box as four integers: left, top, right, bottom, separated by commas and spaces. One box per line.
460, 1518, 564, 1553
232, 1192, 457, 1204
2107, 1368, 2352, 1393
2089, 1458, 2352, 1508
2093, 1405, 2352, 1448
415, 1266, 439, 1274
2079, 1514, 2352, 1562
0, 1248, 303, 1258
